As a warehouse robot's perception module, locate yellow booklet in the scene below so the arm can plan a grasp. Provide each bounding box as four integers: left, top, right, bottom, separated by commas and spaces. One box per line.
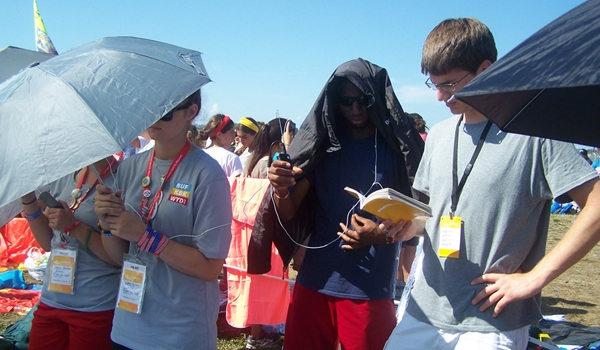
344, 186, 431, 223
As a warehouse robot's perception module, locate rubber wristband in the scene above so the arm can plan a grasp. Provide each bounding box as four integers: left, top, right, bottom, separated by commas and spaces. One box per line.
24, 207, 43, 221
21, 197, 37, 206
63, 220, 81, 233
97, 222, 113, 236
84, 227, 93, 252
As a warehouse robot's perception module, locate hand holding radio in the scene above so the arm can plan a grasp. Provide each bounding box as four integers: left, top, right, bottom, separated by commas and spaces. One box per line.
39, 192, 64, 209
268, 157, 302, 196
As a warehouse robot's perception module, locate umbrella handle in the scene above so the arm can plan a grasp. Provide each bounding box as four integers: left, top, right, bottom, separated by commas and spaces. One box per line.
90, 166, 106, 186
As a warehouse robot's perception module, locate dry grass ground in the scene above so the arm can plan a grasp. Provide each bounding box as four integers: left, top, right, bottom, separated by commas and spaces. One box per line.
542, 213, 600, 326
0, 213, 597, 349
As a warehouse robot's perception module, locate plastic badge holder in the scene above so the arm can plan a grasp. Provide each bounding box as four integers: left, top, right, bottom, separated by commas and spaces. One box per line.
116, 254, 147, 314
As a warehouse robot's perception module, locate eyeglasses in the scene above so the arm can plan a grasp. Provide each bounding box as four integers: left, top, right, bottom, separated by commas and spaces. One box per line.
425, 72, 471, 93
338, 95, 369, 107
160, 101, 193, 122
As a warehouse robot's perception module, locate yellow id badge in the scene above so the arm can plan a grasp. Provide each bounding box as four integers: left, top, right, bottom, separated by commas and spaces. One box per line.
116, 254, 147, 314
48, 248, 77, 294
438, 216, 462, 258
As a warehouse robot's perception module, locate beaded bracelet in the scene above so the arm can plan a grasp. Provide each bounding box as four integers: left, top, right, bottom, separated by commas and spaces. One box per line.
24, 207, 43, 221
97, 222, 113, 236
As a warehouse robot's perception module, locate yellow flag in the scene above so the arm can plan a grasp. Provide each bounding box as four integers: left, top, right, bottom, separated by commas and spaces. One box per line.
34, 0, 58, 55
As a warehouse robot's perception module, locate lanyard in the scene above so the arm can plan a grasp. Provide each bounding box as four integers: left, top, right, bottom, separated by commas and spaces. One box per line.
450, 117, 493, 218
140, 141, 191, 224
70, 157, 117, 212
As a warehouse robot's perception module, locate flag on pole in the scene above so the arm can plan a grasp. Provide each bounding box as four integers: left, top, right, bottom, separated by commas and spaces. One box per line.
33, 0, 58, 55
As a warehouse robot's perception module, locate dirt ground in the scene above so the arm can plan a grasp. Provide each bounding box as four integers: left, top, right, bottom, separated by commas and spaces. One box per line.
542, 213, 600, 326
0, 213, 598, 339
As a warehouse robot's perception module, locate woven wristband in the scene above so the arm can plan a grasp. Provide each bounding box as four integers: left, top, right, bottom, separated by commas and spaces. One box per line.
137, 227, 153, 251
143, 234, 156, 252
152, 232, 170, 257
149, 230, 162, 253
97, 222, 112, 236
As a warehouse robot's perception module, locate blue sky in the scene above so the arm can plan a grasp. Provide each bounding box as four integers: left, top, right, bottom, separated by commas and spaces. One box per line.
1, 0, 586, 129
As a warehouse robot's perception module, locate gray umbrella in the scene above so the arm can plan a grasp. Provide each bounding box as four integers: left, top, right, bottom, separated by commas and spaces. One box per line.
0, 36, 211, 208
455, 0, 600, 146
0, 47, 54, 227
0, 46, 54, 83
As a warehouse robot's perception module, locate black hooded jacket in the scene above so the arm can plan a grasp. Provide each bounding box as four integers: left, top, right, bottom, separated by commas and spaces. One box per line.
247, 58, 425, 275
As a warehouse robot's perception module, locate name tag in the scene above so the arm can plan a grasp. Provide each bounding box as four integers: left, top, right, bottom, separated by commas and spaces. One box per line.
438, 216, 462, 258
48, 248, 77, 294
116, 254, 147, 314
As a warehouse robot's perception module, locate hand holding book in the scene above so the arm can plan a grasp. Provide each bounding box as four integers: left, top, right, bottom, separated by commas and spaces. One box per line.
338, 214, 410, 250
344, 186, 432, 223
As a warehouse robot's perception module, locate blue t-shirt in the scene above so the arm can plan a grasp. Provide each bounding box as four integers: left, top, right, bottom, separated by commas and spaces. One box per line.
297, 129, 407, 300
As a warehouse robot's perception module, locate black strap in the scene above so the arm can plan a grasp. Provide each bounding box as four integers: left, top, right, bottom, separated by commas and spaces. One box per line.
450, 118, 493, 218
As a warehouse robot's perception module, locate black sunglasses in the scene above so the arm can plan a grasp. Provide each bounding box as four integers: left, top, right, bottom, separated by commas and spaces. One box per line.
160, 101, 193, 122
338, 95, 369, 107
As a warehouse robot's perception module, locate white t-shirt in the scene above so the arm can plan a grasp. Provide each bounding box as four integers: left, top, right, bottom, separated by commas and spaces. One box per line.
203, 146, 243, 177
239, 149, 253, 170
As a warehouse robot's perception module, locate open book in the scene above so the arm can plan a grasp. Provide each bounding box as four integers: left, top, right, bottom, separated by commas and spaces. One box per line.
345, 186, 431, 222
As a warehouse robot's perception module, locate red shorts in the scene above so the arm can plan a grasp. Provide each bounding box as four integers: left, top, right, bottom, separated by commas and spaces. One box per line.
284, 283, 396, 350
29, 302, 114, 350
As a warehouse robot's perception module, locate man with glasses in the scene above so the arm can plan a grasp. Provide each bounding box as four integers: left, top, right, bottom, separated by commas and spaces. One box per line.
260, 58, 424, 350
384, 18, 600, 350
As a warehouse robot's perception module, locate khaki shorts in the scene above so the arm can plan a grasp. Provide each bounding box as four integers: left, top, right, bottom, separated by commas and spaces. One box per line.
384, 312, 529, 350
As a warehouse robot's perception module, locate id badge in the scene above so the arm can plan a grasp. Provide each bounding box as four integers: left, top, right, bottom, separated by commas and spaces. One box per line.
438, 216, 462, 258
48, 248, 77, 294
116, 254, 147, 314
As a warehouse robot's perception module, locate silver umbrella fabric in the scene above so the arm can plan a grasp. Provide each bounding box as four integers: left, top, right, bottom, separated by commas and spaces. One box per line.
455, 0, 600, 146
0, 36, 211, 208
0, 47, 54, 227
0, 46, 54, 83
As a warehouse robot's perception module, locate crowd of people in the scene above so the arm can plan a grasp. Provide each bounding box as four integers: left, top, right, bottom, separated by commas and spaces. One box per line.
12, 16, 600, 350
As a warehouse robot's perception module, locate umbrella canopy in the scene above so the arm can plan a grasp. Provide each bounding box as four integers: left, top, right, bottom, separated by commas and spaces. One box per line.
455, 0, 600, 146
0, 36, 211, 208
0, 46, 54, 83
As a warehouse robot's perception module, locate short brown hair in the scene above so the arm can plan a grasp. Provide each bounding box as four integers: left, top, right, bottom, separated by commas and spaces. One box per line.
421, 18, 497, 76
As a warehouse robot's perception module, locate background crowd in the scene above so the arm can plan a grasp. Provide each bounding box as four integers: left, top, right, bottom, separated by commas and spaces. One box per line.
6, 12, 600, 350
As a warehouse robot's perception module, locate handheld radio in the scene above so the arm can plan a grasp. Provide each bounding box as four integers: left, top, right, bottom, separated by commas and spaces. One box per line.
39, 192, 63, 209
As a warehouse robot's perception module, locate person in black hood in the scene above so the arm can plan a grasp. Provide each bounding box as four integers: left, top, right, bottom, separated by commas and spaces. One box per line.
255, 58, 425, 350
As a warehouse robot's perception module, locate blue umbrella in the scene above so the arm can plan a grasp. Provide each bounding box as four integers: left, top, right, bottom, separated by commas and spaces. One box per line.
0, 36, 211, 208
455, 0, 600, 146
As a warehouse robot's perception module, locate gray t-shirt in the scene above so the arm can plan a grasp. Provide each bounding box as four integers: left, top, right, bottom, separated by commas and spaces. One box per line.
409, 116, 598, 332
244, 155, 269, 179
43, 171, 121, 312
110, 147, 232, 350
